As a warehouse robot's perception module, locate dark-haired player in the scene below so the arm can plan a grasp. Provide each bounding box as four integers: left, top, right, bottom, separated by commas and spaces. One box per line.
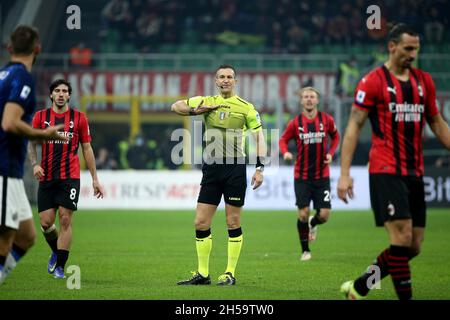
29, 79, 104, 279
1, 26, 67, 285
338, 23, 450, 300
280, 87, 340, 261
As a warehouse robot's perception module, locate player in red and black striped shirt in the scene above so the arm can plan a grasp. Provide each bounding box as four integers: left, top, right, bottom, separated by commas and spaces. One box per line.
279, 87, 340, 261
338, 24, 450, 300
29, 79, 104, 279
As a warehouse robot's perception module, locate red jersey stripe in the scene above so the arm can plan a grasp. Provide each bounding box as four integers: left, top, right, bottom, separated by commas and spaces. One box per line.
31, 108, 91, 181
354, 66, 440, 176
279, 111, 340, 181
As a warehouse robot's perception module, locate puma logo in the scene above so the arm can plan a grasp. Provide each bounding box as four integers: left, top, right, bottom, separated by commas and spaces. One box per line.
44, 121, 51, 127
387, 87, 396, 95
299, 126, 304, 132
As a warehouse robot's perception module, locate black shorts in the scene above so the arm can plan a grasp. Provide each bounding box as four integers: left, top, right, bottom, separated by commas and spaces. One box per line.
294, 178, 331, 210
369, 174, 426, 227
198, 163, 247, 207
38, 179, 80, 212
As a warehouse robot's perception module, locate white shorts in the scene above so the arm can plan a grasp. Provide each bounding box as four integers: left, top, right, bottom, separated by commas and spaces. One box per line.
0, 176, 33, 230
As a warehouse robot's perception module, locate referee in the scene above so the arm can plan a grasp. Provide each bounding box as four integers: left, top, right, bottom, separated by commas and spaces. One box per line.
172, 64, 266, 286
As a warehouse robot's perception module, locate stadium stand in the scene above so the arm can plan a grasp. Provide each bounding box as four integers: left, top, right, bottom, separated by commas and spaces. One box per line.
2, 0, 449, 170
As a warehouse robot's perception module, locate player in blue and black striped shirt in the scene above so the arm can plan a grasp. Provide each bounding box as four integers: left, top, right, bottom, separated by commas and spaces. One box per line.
0, 25, 66, 286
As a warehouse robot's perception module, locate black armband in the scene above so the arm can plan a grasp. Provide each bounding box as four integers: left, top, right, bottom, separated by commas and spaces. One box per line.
256, 156, 265, 168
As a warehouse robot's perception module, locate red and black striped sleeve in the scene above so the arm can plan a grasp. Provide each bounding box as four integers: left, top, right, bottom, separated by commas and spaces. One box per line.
353, 70, 381, 111
279, 119, 296, 155
78, 112, 92, 143
422, 72, 440, 122
327, 114, 340, 157
31, 110, 41, 129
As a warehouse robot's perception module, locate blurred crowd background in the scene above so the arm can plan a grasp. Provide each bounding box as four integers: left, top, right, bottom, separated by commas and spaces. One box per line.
94, 0, 449, 54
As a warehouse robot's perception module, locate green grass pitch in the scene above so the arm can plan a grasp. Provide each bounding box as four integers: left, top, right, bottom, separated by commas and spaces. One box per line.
0, 209, 449, 300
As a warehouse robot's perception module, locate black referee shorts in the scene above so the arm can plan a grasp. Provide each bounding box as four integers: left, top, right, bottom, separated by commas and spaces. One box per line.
198, 163, 247, 207
38, 179, 80, 212
369, 174, 426, 227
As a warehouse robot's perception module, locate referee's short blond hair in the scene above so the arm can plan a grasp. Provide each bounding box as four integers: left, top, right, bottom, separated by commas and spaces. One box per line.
297, 86, 321, 99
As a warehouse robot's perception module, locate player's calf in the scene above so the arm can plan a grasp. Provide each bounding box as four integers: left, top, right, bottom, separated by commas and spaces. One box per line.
309, 209, 330, 241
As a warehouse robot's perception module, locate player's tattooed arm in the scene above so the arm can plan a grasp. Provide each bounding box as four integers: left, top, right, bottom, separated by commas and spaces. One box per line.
28, 141, 38, 166
339, 107, 368, 177
349, 106, 369, 129
28, 141, 45, 179
337, 106, 368, 203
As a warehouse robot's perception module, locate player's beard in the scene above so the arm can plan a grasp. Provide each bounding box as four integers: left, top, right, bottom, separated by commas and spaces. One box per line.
303, 103, 316, 112
405, 59, 414, 68
55, 100, 67, 109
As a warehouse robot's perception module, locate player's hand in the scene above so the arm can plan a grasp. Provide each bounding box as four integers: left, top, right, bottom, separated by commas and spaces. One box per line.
251, 170, 263, 190
33, 164, 44, 179
283, 152, 293, 161
43, 124, 68, 142
337, 175, 354, 204
93, 180, 104, 199
190, 100, 220, 115
324, 153, 333, 164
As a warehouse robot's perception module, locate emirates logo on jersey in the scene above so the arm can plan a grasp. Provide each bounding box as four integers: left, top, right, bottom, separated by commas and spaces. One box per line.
299, 131, 325, 144
49, 131, 73, 144
388, 102, 424, 122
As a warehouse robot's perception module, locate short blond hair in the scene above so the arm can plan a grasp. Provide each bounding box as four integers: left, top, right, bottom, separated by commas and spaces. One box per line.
297, 86, 321, 99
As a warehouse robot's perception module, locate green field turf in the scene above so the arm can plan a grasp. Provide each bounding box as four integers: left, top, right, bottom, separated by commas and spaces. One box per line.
0, 209, 449, 300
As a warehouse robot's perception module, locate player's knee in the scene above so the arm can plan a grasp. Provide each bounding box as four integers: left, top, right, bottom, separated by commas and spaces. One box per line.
226, 211, 240, 227
409, 240, 423, 259
194, 218, 210, 230
397, 231, 413, 247
226, 217, 240, 230
59, 214, 72, 230
317, 209, 330, 222
25, 231, 36, 249
389, 220, 413, 246
40, 217, 54, 230
409, 246, 421, 259
17, 230, 36, 250
297, 207, 309, 221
